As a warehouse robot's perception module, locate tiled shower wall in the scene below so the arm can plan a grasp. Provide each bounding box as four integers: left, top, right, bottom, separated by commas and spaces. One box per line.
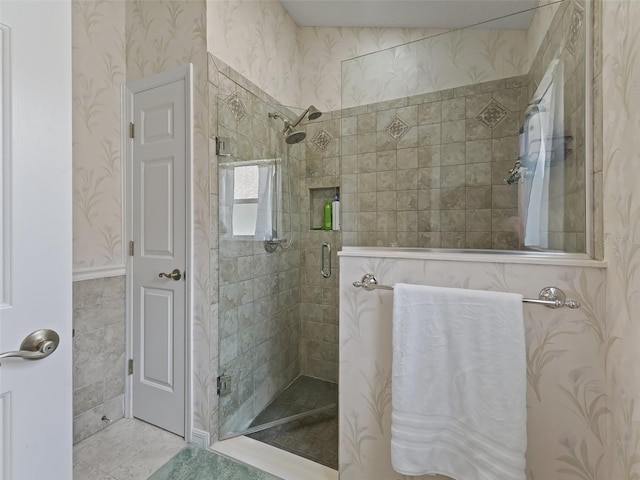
298, 114, 342, 382
299, 76, 527, 380
341, 77, 527, 250
212, 57, 303, 434
529, 0, 587, 252
72, 276, 125, 443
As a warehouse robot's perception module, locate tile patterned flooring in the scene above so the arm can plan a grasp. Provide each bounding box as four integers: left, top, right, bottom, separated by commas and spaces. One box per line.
247, 376, 338, 469
75, 378, 339, 479
73, 418, 186, 480
148, 445, 281, 480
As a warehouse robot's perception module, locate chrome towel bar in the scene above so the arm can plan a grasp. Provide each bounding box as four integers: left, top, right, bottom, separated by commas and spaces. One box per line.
352, 273, 581, 309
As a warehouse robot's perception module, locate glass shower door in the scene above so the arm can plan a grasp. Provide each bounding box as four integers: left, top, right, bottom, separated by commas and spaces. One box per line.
215, 89, 337, 441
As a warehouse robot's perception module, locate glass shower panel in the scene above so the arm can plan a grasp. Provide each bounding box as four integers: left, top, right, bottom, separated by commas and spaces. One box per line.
340, 0, 589, 253
341, 41, 418, 109
216, 88, 337, 441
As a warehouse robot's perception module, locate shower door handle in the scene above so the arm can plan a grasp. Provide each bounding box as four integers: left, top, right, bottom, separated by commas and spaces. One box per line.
321, 242, 331, 278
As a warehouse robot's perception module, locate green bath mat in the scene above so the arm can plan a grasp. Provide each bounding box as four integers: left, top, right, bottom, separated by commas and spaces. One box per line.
148, 445, 282, 480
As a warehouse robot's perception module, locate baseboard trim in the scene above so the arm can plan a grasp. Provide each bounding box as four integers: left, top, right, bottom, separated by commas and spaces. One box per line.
73, 265, 126, 282
191, 428, 210, 448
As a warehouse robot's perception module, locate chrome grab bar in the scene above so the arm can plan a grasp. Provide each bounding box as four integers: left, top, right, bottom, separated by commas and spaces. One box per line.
352, 274, 581, 309
321, 242, 331, 278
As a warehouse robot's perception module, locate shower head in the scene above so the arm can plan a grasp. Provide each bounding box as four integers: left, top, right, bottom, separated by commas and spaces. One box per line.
284, 125, 306, 144
268, 106, 322, 144
306, 105, 322, 121
291, 105, 322, 127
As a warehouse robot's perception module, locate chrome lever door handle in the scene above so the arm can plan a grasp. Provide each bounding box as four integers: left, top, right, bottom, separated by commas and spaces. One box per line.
0, 349, 49, 361
159, 268, 182, 281
0, 329, 60, 366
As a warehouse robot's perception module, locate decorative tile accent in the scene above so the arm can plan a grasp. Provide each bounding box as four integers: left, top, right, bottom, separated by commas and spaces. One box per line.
474, 99, 509, 130
385, 115, 410, 140
225, 93, 247, 122
312, 129, 333, 152
566, 3, 584, 56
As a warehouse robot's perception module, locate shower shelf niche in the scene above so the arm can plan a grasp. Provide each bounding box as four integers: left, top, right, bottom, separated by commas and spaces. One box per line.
309, 186, 340, 230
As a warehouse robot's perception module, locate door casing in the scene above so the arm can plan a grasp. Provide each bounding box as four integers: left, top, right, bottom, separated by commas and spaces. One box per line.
123, 64, 193, 441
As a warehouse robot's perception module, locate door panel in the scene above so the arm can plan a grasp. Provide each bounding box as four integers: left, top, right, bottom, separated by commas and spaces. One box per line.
142, 157, 174, 255
0, 1, 72, 479
131, 76, 186, 436
141, 287, 174, 390
142, 103, 174, 144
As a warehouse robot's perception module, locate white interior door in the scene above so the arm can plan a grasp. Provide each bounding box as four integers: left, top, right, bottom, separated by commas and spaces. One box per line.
127, 67, 190, 436
0, 2, 72, 479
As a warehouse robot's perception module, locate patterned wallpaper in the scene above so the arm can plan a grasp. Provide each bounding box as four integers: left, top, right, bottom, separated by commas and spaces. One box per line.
207, 0, 530, 112
339, 254, 606, 480
72, 1, 125, 270
602, 0, 640, 478
526, 0, 562, 65
74, 1, 538, 272
340, 28, 529, 109
299, 26, 444, 111
125, 0, 213, 439
207, 0, 301, 109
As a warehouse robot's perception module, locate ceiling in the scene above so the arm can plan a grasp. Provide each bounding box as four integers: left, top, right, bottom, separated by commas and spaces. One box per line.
280, 0, 540, 30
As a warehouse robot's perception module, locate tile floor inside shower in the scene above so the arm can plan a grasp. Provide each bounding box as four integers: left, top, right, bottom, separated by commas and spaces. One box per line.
247, 375, 339, 470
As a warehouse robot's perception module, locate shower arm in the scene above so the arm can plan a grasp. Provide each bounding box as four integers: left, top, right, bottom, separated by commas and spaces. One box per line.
268, 107, 311, 130
289, 107, 312, 129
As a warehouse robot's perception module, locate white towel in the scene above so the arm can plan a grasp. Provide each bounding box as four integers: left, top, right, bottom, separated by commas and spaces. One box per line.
391, 284, 527, 480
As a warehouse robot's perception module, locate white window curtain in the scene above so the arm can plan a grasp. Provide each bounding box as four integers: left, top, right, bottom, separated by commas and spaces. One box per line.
519, 59, 564, 250
219, 165, 235, 239
218, 158, 281, 240
254, 163, 279, 241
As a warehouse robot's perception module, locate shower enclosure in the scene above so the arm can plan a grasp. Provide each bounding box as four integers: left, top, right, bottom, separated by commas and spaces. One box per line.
212, 0, 590, 471
214, 73, 339, 468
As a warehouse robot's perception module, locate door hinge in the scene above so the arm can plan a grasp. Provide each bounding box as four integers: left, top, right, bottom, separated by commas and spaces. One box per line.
129, 122, 135, 139
215, 136, 231, 156
129, 240, 134, 256
217, 374, 231, 396
128, 359, 133, 375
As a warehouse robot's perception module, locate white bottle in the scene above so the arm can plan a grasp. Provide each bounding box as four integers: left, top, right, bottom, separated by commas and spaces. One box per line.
332, 192, 340, 231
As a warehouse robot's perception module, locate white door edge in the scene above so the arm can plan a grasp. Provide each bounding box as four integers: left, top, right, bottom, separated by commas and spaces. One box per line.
0, 23, 12, 310
123, 64, 194, 442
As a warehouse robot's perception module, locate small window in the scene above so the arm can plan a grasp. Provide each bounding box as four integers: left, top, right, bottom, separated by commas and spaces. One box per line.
219, 158, 280, 241
231, 165, 259, 236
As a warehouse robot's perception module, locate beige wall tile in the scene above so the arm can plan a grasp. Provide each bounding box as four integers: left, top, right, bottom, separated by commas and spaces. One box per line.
418, 101, 442, 125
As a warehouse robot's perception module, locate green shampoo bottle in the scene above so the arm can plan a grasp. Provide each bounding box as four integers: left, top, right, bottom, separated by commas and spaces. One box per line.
324, 199, 332, 230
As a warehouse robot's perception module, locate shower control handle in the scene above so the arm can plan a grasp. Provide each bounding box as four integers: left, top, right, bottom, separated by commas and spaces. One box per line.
159, 269, 182, 281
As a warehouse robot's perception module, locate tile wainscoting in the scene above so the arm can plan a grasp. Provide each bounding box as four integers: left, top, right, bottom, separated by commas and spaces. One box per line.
72, 275, 126, 443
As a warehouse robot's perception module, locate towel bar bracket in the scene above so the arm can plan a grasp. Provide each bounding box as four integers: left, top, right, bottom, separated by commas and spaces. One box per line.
352, 273, 581, 309
352, 273, 390, 291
